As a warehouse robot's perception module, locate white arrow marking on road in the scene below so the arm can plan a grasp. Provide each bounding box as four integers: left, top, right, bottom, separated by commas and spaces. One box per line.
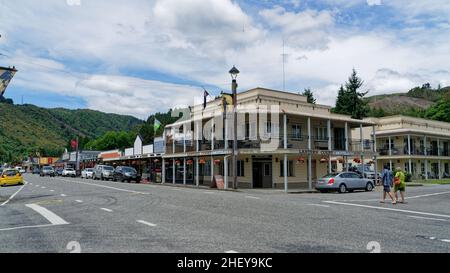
1, 181, 27, 206
25, 204, 69, 225
137, 220, 157, 227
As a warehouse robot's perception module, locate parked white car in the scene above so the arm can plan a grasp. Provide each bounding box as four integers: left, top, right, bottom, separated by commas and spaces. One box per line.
81, 168, 94, 179
62, 168, 77, 177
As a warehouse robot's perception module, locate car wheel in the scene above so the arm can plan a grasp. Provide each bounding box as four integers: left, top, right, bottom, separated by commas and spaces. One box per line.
338, 184, 347, 194
366, 183, 374, 192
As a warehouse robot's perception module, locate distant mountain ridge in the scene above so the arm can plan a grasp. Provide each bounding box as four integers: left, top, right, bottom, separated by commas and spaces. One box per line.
0, 103, 143, 162
366, 85, 450, 117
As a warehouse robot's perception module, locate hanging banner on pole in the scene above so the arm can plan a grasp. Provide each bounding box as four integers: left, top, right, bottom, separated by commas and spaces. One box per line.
0, 66, 18, 98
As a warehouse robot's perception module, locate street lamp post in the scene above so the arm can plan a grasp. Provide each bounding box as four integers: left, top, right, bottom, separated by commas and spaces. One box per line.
229, 66, 240, 190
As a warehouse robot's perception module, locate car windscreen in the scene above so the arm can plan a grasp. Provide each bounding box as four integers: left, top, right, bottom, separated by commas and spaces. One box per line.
103, 166, 114, 171
65, 169, 74, 171
43, 167, 53, 170
122, 167, 137, 173
322, 174, 336, 178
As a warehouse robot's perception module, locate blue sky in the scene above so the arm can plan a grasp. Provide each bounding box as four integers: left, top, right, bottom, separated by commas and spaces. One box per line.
1, 0, 449, 119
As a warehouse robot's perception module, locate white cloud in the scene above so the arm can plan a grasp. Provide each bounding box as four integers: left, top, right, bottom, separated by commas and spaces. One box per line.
1, 0, 450, 118
366, 0, 382, 6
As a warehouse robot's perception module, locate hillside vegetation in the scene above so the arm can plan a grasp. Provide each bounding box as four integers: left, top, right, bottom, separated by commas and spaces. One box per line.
0, 103, 143, 163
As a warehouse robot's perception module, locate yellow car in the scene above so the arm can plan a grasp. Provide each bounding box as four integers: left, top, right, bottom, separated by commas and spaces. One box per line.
0, 169, 24, 186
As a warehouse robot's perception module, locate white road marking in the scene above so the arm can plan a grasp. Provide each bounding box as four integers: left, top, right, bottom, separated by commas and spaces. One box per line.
25, 204, 69, 225
0, 224, 57, 232
203, 191, 216, 194
41, 187, 46, 189
307, 204, 331, 208
339, 191, 450, 203
50, 190, 55, 192
324, 201, 450, 219
60, 194, 67, 197
137, 220, 157, 227
406, 191, 450, 200
418, 235, 450, 243
407, 216, 447, 222
245, 196, 261, 200
55, 178, 149, 195
101, 208, 113, 212
75, 200, 83, 203
225, 250, 239, 253
0, 181, 27, 206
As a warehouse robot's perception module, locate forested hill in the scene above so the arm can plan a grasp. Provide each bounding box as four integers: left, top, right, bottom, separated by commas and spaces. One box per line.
0, 102, 143, 162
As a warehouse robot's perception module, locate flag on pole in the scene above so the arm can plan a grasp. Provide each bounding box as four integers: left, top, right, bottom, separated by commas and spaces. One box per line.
71, 139, 78, 150
0, 66, 18, 98
203, 89, 210, 109
154, 118, 162, 132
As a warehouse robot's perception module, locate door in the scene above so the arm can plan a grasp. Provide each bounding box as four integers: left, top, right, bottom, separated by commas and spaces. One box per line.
252, 162, 263, 188
252, 160, 273, 188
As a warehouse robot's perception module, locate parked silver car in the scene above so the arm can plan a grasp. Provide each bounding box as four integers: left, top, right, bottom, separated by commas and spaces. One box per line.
315, 172, 375, 193
93, 165, 115, 181
81, 168, 95, 179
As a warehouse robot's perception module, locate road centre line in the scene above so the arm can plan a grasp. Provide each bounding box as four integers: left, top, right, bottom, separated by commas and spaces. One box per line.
25, 204, 69, 225
137, 220, 157, 227
1, 181, 27, 206
324, 201, 450, 219
75, 200, 83, 203
101, 208, 113, 212
307, 204, 331, 208
54, 178, 149, 195
407, 215, 447, 222
245, 196, 261, 200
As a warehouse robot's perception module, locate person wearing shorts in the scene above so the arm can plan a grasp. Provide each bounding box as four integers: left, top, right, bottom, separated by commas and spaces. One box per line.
394, 167, 407, 204
380, 165, 396, 204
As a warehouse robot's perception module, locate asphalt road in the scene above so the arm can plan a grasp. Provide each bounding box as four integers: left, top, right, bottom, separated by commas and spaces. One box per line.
0, 174, 449, 253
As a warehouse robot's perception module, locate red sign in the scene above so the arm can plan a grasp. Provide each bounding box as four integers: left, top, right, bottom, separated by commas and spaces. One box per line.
48, 158, 53, 164
71, 139, 78, 150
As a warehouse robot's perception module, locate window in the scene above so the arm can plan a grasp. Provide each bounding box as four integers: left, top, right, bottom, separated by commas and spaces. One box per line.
249, 122, 257, 140
316, 127, 328, 141
266, 121, 272, 134
280, 160, 294, 177
292, 125, 302, 140
237, 160, 245, 177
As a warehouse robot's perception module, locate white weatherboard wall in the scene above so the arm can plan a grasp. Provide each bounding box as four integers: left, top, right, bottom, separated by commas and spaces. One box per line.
134, 136, 143, 156
143, 145, 153, 154
125, 148, 134, 157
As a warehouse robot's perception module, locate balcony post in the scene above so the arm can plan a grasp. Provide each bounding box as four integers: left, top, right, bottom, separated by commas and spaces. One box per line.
308, 117, 312, 190
424, 136, 427, 156
425, 159, 428, 180
437, 138, 440, 156
183, 158, 186, 185
328, 120, 332, 174
172, 158, 175, 185
224, 156, 228, 189
284, 113, 288, 192
372, 125, 378, 183
211, 118, 215, 151
438, 160, 442, 179
196, 121, 200, 187
389, 136, 392, 156
408, 135, 411, 156
162, 158, 165, 184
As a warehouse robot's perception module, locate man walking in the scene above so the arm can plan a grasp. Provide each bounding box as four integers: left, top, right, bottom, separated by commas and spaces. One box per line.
380, 165, 396, 204
394, 167, 407, 204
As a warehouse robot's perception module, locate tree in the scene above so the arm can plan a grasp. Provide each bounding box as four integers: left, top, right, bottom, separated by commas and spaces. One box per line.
302, 88, 316, 104
424, 91, 450, 122
332, 69, 369, 119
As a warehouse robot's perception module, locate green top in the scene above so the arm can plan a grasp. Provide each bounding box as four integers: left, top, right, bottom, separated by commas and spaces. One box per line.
395, 171, 406, 186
